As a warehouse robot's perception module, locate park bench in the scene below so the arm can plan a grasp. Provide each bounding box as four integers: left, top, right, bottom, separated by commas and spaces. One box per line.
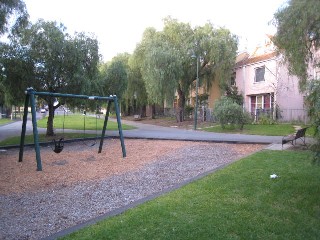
133, 114, 141, 120
282, 127, 308, 149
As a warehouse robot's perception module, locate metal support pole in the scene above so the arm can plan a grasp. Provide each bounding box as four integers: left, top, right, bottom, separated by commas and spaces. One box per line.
19, 88, 127, 171
29, 91, 42, 171
98, 100, 111, 153
194, 56, 199, 130
18, 92, 30, 162
114, 96, 126, 157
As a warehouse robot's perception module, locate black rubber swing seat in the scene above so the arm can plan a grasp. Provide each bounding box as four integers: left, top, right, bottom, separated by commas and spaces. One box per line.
53, 138, 64, 153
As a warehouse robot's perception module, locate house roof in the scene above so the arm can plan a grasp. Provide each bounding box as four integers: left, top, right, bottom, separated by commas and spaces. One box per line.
245, 52, 278, 65
235, 34, 279, 68
235, 51, 278, 68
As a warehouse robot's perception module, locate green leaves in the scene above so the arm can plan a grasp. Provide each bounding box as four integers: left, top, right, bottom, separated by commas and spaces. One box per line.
99, 54, 129, 98
273, 0, 320, 90
133, 17, 238, 109
214, 96, 251, 130
273, 0, 320, 163
0, 0, 28, 36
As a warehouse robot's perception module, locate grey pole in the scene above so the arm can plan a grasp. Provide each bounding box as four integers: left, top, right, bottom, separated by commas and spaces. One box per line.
194, 56, 199, 130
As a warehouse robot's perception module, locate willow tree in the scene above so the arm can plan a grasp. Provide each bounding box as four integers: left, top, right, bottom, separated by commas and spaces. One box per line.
142, 29, 182, 112
273, 0, 320, 162
131, 27, 180, 118
123, 54, 148, 116
133, 17, 238, 121
273, 0, 320, 90
98, 53, 129, 97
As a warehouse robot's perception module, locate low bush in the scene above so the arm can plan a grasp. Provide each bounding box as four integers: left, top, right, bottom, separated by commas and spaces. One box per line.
213, 96, 251, 130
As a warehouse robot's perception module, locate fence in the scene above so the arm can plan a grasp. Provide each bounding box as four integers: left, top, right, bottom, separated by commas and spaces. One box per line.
195, 107, 309, 124
156, 106, 309, 124
277, 109, 309, 124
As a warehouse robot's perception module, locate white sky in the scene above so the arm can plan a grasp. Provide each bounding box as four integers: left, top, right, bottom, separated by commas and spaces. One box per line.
24, 0, 287, 61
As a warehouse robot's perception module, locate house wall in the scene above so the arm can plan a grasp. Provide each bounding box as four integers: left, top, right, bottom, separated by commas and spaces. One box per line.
235, 54, 307, 122
207, 80, 221, 109
235, 57, 277, 113
276, 62, 306, 122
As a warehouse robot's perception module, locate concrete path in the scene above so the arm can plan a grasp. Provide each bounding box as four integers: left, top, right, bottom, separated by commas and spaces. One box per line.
0, 117, 286, 148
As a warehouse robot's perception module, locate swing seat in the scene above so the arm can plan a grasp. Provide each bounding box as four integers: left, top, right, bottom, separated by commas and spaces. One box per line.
53, 138, 64, 153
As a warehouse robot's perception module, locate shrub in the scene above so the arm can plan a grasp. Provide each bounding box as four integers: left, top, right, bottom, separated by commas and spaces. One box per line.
213, 96, 251, 130
184, 105, 194, 118
257, 113, 277, 125
306, 79, 320, 164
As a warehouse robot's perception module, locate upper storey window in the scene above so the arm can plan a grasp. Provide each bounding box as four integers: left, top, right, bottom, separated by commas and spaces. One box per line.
255, 66, 265, 82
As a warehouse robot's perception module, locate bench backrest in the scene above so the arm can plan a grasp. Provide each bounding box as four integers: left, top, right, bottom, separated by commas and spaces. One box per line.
296, 128, 307, 138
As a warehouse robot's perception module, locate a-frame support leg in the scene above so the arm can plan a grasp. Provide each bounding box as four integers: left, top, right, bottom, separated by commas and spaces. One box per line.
98, 100, 111, 153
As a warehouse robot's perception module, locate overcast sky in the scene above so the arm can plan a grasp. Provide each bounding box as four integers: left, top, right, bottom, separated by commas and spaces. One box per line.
24, 0, 287, 61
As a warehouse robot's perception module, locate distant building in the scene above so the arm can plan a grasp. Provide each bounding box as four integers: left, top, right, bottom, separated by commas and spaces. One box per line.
233, 35, 308, 122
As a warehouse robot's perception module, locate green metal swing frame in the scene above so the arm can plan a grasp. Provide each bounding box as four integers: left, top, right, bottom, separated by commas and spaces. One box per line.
18, 87, 126, 171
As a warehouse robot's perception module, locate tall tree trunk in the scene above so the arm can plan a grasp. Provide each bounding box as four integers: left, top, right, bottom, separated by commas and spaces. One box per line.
151, 103, 156, 119
46, 102, 55, 136
176, 87, 186, 122
141, 105, 146, 117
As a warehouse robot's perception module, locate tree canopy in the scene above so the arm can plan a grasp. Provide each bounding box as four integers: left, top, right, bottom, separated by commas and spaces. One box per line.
131, 17, 238, 121
0, 0, 29, 36
273, 0, 320, 89
273, 0, 320, 163
1, 19, 100, 135
98, 53, 129, 98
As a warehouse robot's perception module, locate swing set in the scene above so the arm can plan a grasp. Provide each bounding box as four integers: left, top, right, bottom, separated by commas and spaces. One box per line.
18, 87, 126, 171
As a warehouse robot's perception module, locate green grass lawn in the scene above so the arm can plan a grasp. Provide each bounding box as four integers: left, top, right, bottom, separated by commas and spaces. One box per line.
0, 118, 12, 126
0, 133, 98, 146
61, 150, 320, 240
0, 115, 135, 146
37, 114, 135, 131
202, 124, 314, 136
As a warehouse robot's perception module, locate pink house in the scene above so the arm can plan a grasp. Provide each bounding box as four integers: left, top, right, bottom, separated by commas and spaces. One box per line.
234, 37, 308, 122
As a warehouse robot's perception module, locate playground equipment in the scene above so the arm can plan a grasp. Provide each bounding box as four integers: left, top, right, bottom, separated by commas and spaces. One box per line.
51, 107, 66, 153
82, 105, 99, 147
19, 87, 126, 171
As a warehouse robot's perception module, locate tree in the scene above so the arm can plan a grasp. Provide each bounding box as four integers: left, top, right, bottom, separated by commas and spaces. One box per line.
131, 27, 179, 119
98, 53, 129, 98
272, 0, 320, 90
1, 19, 100, 135
0, 0, 29, 114
0, 0, 28, 36
123, 54, 148, 116
133, 17, 238, 121
273, 0, 320, 162
0, 41, 34, 106
305, 80, 320, 163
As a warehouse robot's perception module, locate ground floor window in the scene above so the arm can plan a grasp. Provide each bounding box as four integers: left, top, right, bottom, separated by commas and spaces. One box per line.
250, 93, 274, 120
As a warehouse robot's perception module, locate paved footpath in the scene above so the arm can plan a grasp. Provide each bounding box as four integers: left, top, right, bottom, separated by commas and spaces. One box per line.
0, 117, 285, 148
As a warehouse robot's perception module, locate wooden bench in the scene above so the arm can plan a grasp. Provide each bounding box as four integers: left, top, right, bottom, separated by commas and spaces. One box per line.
282, 127, 308, 149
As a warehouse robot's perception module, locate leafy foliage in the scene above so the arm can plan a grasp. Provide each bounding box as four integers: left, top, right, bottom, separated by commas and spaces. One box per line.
223, 84, 244, 105
273, 0, 320, 163
127, 57, 148, 111
273, 0, 320, 90
305, 80, 320, 163
256, 113, 277, 125
214, 96, 251, 130
0, 0, 28, 36
1, 19, 100, 135
98, 53, 129, 98
132, 17, 238, 121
